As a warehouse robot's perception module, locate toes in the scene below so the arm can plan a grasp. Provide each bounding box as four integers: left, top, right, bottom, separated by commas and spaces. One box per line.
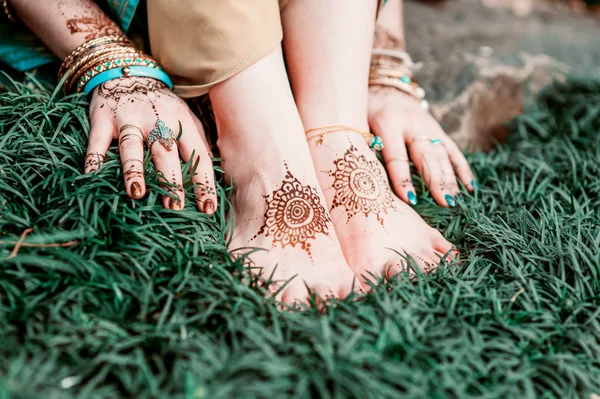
432, 230, 460, 262
384, 259, 416, 280
281, 285, 311, 310
310, 283, 338, 310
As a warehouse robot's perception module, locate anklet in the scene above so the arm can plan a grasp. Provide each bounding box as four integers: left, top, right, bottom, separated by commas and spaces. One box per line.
305, 124, 384, 151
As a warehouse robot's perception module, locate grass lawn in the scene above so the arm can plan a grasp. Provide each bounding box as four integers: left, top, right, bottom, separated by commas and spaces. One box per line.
0, 76, 599, 398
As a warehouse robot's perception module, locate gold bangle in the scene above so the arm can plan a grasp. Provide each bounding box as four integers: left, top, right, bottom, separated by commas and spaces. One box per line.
64, 48, 140, 92
62, 45, 135, 88
60, 36, 132, 78
60, 42, 134, 81
69, 50, 141, 90
369, 68, 412, 79
69, 50, 146, 93
368, 78, 425, 100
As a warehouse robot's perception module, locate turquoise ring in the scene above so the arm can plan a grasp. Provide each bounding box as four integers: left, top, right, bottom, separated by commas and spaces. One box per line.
147, 119, 175, 151
431, 139, 443, 145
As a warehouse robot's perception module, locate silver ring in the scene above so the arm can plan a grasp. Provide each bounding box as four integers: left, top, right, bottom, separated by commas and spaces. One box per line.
147, 119, 175, 151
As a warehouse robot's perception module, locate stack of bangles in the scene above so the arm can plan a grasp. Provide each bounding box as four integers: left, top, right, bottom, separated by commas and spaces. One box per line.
59, 34, 173, 94
305, 124, 384, 151
369, 48, 429, 111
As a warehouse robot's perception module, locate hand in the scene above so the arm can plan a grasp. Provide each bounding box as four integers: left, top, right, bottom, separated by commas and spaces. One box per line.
368, 86, 476, 208
85, 76, 217, 214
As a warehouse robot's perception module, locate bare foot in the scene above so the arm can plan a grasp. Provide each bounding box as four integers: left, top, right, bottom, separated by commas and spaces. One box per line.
209, 47, 357, 306
308, 130, 456, 287
223, 150, 357, 305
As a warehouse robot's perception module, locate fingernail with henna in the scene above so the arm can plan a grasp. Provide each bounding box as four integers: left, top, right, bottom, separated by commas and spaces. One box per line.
169, 198, 182, 210
203, 199, 215, 215
131, 182, 142, 199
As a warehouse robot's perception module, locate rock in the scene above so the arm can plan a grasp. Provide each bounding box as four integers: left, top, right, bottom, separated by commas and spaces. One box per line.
404, 0, 600, 151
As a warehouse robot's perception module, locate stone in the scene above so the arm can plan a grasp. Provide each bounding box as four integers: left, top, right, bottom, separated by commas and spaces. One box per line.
404, 0, 600, 151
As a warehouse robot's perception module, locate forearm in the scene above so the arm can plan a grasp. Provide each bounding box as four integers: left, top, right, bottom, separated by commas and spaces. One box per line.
10, 0, 122, 60
374, 0, 405, 51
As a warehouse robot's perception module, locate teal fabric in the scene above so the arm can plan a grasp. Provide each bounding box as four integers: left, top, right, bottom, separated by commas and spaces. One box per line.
0, 0, 140, 72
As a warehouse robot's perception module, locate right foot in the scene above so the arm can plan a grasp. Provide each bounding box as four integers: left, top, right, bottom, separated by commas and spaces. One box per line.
307, 130, 457, 288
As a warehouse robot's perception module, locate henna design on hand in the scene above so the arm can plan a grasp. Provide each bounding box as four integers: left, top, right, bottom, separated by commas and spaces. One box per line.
327, 145, 396, 227
252, 164, 331, 260
96, 77, 178, 118
84, 151, 105, 172
66, 12, 122, 40
373, 26, 405, 51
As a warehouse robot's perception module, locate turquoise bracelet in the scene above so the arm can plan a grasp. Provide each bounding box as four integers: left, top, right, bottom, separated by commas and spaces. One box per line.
83, 65, 174, 94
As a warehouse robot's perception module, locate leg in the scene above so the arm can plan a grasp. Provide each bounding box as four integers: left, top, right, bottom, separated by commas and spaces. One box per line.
209, 46, 356, 304
281, 1, 456, 286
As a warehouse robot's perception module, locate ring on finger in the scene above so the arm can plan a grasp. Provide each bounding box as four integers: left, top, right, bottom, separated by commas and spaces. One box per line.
430, 139, 443, 145
387, 156, 410, 163
408, 135, 430, 145
119, 133, 144, 146
124, 168, 145, 175
119, 124, 144, 137
147, 119, 175, 151
121, 158, 144, 166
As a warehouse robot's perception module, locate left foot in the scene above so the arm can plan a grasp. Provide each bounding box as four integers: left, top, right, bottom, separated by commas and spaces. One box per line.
307, 130, 456, 287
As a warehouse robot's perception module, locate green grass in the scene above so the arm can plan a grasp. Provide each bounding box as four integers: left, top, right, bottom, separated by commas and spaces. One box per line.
0, 75, 599, 399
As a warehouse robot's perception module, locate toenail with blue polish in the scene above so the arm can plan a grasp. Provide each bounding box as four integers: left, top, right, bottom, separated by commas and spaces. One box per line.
471, 180, 479, 190
408, 191, 418, 206
445, 194, 456, 207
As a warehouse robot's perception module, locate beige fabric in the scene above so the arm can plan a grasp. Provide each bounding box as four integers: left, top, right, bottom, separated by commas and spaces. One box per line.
148, 0, 282, 98
149, 0, 383, 98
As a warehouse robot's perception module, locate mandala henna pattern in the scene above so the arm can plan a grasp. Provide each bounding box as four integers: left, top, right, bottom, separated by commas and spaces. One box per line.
253, 165, 330, 259
328, 145, 395, 226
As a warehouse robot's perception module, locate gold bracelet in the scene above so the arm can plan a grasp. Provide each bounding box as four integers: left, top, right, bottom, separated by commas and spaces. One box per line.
66, 49, 139, 92
369, 68, 412, 79
68, 50, 145, 92
2, 0, 16, 22
67, 48, 141, 86
305, 124, 383, 151
368, 78, 430, 110
59, 35, 132, 78
61, 44, 135, 82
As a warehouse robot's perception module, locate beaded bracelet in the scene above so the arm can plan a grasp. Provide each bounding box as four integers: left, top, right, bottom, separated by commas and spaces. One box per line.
83, 66, 173, 94
70, 50, 144, 90
77, 56, 160, 92
64, 48, 139, 89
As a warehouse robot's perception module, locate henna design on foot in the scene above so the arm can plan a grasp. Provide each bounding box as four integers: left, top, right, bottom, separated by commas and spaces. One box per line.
327, 145, 395, 226
252, 164, 331, 260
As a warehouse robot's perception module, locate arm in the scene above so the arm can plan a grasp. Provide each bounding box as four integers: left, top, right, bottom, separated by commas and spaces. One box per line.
11, 0, 121, 60
368, 0, 477, 208
375, 0, 406, 52
8, 0, 219, 214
